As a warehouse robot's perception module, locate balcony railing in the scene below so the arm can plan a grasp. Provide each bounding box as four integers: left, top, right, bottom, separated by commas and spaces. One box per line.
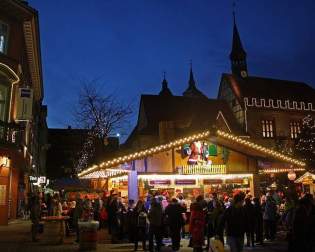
0, 121, 24, 147
177, 164, 226, 175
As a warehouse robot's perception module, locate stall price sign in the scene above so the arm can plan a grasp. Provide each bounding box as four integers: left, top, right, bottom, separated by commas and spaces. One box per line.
149, 180, 171, 185
225, 179, 244, 184
175, 179, 196, 185
203, 179, 223, 185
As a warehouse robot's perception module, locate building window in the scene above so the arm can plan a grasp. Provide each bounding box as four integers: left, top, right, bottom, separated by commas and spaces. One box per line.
290, 121, 301, 139
262, 120, 274, 138
0, 22, 9, 54
0, 84, 10, 121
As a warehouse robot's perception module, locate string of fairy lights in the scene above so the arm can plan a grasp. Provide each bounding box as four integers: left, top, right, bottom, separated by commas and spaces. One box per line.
78, 129, 306, 178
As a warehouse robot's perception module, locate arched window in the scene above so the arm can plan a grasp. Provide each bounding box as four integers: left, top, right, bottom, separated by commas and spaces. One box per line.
0, 82, 10, 121
0, 63, 19, 122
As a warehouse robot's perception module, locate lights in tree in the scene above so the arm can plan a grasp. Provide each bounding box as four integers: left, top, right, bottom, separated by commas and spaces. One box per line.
294, 115, 315, 171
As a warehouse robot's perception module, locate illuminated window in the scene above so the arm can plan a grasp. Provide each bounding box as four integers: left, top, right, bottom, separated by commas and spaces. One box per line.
0, 22, 9, 54
261, 120, 274, 138
290, 121, 301, 139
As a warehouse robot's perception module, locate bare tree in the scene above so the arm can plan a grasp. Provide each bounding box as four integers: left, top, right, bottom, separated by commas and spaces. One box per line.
74, 79, 132, 139
73, 79, 132, 172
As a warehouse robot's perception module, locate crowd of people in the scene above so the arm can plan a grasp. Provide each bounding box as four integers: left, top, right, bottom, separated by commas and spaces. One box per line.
27, 190, 315, 252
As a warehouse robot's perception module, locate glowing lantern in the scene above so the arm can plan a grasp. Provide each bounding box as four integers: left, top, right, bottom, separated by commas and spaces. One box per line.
287, 170, 296, 181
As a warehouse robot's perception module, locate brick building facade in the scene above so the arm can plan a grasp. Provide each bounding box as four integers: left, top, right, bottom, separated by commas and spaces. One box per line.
0, 0, 47, 225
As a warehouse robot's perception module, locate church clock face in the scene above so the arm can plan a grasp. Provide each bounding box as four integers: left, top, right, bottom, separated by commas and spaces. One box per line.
241, 70, 247, 78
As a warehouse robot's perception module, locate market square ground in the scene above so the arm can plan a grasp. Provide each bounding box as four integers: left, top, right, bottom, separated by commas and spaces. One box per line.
0, 220, 287, 252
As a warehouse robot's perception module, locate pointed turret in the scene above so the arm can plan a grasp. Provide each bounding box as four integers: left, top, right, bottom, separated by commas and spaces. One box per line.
159, 72, 173, 96
230, 12, 248, 78
183, 63, 207, 99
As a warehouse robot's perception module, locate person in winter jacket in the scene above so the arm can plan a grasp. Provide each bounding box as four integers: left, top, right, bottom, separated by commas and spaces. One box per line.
244, 197, 255, 247
133, 200, 147, 251
165, 198, 185, 251
30, 194, 41, 242
148, 198, 163, 252
252, 197, 263, 245
290, 195, 313, 252
189, 195, 206, 252
217, 192, 246, 252
263, 195, 277, 241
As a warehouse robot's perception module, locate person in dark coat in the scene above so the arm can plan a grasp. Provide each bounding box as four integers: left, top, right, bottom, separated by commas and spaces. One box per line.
148, 198, 163, 252
73, 198, 83, 242
263, 195, 277, 241
291, 196, 313, 252
244, 197, 255, 247
252, 197, 263, 245
133, 200, 147, 251
189, 195, 206, 252
108, 194, 124, 243
217, 192, 246, 252
30, 194, 41, 242
165, 198, 185, 251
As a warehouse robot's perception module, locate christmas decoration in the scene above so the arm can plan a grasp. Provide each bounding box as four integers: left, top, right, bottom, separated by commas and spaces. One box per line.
294, 115, 315, 171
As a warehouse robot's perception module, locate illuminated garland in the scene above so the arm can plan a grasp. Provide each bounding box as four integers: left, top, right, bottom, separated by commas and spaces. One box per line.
78, 131, 210, 177
259, 167, 305, 174
216, 130, 305, 167
78, 129, 306, 178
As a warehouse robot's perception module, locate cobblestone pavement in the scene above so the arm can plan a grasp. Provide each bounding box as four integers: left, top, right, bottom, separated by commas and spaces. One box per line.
0, 220, 288, 252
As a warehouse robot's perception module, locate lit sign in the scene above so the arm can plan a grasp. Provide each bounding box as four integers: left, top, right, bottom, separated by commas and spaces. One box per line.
29, 176, 38, 182
149, 180, 171, 185
175, 179, 196, 185
38, 176, 46, 184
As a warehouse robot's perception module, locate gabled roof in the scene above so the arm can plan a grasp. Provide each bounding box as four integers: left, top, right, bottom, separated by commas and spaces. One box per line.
183, 68, 207, 99
222, 73, 315, 103
125, 94, 245, 145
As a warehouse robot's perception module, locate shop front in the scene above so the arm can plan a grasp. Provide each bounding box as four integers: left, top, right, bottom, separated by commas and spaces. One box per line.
295, 172, 315, 194
108, 172, 253, 202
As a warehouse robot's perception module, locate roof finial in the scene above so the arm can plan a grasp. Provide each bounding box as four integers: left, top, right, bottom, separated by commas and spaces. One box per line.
189, 59, 195, 87
233, 0, 236, 25
159, 70, 173, 96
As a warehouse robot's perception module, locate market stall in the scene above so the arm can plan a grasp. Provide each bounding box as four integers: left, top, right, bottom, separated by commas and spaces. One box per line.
295, 172, 315, 194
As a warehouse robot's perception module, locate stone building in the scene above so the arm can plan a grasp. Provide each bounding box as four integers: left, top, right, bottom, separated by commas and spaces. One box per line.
0, 0, 47, 224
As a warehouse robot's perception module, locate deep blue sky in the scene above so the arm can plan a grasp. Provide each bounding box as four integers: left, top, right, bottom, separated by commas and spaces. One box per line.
29, 0, 315, 137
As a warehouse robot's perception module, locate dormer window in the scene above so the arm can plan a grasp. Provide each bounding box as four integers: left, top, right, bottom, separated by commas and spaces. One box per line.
0, 21, 9, 54
262, 119, 274, 138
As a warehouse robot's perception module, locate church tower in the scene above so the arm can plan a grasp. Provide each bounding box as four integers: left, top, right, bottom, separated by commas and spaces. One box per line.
159, 72, 173, 96
230, 12, 248, 78
183, 63, 207, 99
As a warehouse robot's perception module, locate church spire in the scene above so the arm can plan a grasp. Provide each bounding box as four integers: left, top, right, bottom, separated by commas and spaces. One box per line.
183, 61, 207, 99
188, 62, 196, 88
230, 4, 248, 78
159, 71, 173, 96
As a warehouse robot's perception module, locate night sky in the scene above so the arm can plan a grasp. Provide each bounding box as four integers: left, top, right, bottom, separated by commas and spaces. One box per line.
28, 0, 315, 139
